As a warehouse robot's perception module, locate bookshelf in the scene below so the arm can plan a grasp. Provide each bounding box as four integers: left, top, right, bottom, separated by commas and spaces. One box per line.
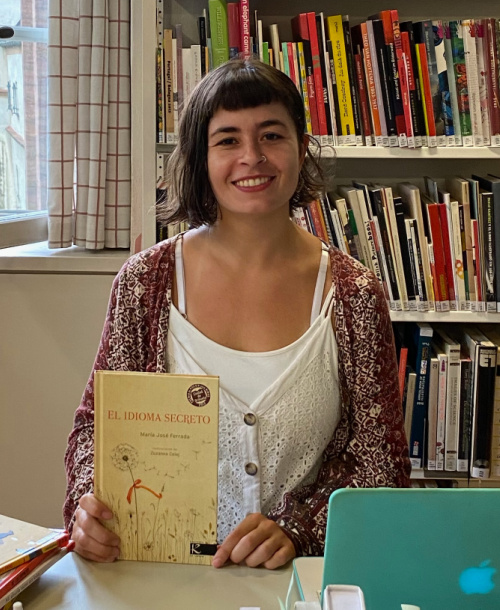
131, 0, 500, 482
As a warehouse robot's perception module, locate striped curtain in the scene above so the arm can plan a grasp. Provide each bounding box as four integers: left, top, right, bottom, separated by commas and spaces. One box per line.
47, 0, 131, 249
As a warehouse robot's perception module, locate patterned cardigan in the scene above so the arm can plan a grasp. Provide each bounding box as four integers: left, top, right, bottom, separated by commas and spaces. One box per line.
63, 235, 411, 556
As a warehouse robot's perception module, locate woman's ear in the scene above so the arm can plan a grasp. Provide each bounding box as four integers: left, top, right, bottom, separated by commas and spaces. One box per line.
299, 133, 309, 166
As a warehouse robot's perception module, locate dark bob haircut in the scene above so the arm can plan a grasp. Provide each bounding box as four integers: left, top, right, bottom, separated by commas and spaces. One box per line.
158, 57, 326, 228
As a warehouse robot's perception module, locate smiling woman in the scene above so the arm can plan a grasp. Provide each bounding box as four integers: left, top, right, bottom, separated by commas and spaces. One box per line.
64, 57, 410, 571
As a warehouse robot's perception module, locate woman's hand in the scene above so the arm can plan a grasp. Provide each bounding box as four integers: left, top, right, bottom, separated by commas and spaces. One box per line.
72, 493, 121, 562
212, 513, 296, 570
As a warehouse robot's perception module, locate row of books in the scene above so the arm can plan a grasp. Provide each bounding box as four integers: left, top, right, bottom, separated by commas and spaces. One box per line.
155, 2, 500, 148
289, 174, 500, 314
395, 322, 500, 480
0, 515, 73, 609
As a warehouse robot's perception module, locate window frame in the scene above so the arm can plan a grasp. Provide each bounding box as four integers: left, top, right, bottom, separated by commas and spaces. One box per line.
0, 10, 49, 249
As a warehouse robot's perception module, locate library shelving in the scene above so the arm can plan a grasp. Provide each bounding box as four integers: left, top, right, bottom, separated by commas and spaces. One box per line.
131, 0, 500, 484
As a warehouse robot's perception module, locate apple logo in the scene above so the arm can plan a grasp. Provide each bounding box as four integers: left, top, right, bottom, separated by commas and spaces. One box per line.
459, 560, 496, 595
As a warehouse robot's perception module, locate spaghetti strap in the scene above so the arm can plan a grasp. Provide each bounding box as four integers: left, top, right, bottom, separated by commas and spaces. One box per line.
310, 248, 330, 324
175, 237, 187, 316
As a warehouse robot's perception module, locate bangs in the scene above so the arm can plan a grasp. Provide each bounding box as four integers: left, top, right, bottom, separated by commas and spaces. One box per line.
207, 62, 290, 113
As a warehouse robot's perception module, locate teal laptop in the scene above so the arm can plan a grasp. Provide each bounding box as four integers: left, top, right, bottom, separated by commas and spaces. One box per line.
319, 488, 500, 610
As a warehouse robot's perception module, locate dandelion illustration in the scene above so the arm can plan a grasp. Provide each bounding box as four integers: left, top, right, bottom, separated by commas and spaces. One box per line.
111, 444, 140, 558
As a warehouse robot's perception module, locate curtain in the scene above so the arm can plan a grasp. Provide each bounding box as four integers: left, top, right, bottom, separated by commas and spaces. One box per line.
47, 0, 131, 249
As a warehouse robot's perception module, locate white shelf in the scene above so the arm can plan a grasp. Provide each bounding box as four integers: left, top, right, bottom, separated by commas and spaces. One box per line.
390, 310, 500, 323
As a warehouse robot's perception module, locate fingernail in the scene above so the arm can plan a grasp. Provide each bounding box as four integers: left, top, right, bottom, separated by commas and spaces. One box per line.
102, 510, 113, 519
212, 557, 222, 568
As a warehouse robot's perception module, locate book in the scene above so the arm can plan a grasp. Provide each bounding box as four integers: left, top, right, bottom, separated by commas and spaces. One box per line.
0, 516, 69, 577
448, 21, 473, 146
407, 323, 433, 469
462, 20, 484, 147
94, 371, 219, 565
426, 355, 439, 470
443, 21, 463, 146
0, 544, 73, 609
436, 351, 448, 471
433, 327, 461, 472
208, 0, 229, 68
457, 355, 473, 473
239, 0, 251, 58
227, 2, 240, 58
432, 21, 455, 145
460, 327, 497, 479
482, 325, 500, 478
400, 20, 426, 146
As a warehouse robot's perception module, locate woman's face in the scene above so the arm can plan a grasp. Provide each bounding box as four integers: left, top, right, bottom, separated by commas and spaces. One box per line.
206, 102, 307, 219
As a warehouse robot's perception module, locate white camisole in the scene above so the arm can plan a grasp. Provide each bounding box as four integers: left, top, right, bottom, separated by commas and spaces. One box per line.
166, 238, 341, 541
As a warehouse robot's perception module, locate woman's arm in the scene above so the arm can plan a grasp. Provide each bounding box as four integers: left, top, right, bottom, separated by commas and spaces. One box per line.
63, 253, 158, 532
267, 264, 411, 556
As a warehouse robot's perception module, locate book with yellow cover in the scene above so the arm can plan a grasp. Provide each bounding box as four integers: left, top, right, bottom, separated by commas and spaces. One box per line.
94, 371, 219, 566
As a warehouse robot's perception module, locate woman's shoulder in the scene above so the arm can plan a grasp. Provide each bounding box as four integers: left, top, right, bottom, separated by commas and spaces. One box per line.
327, 245, 381, 298
117, 235, 179, 284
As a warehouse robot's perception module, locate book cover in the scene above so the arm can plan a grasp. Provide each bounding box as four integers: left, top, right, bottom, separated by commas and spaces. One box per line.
208, 0, 229, 68
0, 516, 69, 577
94, 371, 219, 565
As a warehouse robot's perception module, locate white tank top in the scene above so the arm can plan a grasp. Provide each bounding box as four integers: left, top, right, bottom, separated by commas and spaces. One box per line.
166, 237, 341, 541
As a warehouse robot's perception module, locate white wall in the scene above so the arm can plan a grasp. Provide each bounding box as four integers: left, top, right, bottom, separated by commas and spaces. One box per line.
0, 272, 115, 527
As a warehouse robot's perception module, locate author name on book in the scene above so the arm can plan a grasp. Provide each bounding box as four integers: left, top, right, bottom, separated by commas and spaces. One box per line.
106, 409, 212, 424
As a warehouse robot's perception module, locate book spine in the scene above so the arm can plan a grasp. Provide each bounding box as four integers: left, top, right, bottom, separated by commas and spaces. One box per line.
385, 190, 409, 309
306, 12, 328, 139
449, 20, 473, 144
427, 203, 450, 308
208, 0, 229, 68
174, 24, 184, 114
457, 358, 473, 472
381, 10, 406, 140
476, 21, 491, 145
395, 200, 417, 310
444, 23, 463, 145
372, 19, 398, 143
401, 21, 426, 145
198, 17, 207, 76
450, 200, 467, 310
227, 2, 240, 58
481, 191, 497, 310
366, 20, 389, 143
491, 345, 500, 477
297, 42, 313, 136
462, 20, 484, 146
436, 353, 448, 471
471, 219, 484, 309
156, 46, 165, 144
427, 356, 439, 470
416, 42, 437, 145
432, 21, 454, 145
437, 202, 457, 309
316, 14, 334, 144
342, 16, 363, 144
398, 346, 409, 399
326, 40, 343, 140
409, 219, 428, 311
485, 18, 500, 143
444, 343, 461, 472
239, 0, 251, 58
353, 50, 373, 141
361, 22, 383, 145
308, 200, 329, 243
423, 21, 444, 144
471, 345, 497, 478
398, 31, 414, 147
409, 325, 433, 469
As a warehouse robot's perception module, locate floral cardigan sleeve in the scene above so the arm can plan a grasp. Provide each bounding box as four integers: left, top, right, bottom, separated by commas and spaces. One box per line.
63, 237, 410, 552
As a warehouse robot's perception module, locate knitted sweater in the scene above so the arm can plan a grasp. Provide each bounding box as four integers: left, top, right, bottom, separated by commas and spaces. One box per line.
63, 235, 411, 556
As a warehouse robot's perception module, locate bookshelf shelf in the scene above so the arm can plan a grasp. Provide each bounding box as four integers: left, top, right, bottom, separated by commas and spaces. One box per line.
390, 311, 500, 323
411, 469, 500, 484
156, 143, 500, 160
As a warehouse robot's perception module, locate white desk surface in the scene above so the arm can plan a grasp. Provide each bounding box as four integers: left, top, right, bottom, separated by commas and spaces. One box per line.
17, 553, 293, 609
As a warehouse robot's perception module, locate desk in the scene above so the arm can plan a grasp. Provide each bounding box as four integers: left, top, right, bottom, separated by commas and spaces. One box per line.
16, 554, 293, 609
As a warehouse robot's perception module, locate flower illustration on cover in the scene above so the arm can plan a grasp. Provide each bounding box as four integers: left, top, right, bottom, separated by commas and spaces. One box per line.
110, 443, 163, 559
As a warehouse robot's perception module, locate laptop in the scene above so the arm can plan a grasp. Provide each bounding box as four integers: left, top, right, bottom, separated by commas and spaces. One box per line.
289, 488, 500, 610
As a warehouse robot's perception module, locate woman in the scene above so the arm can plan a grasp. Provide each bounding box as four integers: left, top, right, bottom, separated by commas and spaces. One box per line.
64, 58, 410, 569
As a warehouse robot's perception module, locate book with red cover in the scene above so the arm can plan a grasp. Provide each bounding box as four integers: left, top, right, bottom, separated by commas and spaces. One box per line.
227, 2, 240, 58
305, 12, 328, 137
239, 0, 251, 58
351, 24, 373, 142
437, 201, 457, 308
422, 196, 450, 308
484, 18, 500, 140
291, 13, 320, 137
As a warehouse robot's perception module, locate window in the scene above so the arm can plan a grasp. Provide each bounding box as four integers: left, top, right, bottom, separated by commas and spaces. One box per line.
0, 0, 48, 248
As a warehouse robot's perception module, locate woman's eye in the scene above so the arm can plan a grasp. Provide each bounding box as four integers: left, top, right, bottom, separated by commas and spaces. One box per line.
216, 137, 237, 146
263, 132, 281, 141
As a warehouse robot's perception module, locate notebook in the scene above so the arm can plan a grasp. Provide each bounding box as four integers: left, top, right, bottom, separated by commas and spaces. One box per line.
290, 488, 500, 610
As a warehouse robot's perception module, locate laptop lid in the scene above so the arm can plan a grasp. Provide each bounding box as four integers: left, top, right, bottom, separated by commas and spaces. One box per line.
322, 488, 500, 610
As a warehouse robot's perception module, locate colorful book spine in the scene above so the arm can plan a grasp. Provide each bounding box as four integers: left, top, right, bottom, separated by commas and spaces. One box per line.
239, 0, 251, 58
341, 16, 363, 145
361, 21, 384, 146
449, 21, 473, 145
409, 323, 433, 469
475, 21, 491, 145
484, 18, 500, 145
306, 12, 328, 141
462, 19, 484, 146
326, 15, 356, 144
227, 2, 240, 58
297, 42, 313, 136
416, 42, 437, 146
432, 21, 455, 145
208, 0, 229, 68
427, 356, 439, 470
